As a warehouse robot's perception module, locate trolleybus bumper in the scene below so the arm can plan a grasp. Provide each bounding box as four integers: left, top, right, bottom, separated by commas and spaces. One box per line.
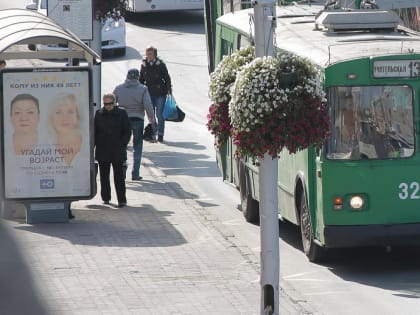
324, 223, 420, 248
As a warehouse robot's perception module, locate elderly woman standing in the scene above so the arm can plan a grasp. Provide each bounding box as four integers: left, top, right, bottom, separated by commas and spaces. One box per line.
94, 93, 132, 208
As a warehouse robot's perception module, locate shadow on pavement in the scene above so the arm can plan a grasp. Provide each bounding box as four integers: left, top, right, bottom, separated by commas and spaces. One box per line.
158, 141, 207, 151
127, 179, 198, 201
0, 221, 48, 315
12, 203, 187, 248
322, 245, 420, 299
142, 150, 219, 178
277, 217, 420, 298
278, 219, 303, 251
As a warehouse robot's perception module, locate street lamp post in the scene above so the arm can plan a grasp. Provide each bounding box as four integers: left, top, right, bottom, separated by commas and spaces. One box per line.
253, 1, 279, 314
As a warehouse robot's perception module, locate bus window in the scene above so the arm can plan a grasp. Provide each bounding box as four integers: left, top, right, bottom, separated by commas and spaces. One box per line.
326, 86, 414, 160
221, 38, 234, 56
239, 34, 251, 49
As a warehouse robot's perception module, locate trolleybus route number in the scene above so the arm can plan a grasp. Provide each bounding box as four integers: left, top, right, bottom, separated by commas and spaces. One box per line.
373, 60, 420, 78
398, 182, 420, 200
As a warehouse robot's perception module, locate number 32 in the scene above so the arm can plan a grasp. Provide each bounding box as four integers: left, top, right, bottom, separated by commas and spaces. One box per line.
399, 182, 420, 200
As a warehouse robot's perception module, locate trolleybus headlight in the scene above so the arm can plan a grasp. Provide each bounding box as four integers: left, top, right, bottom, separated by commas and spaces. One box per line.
349, 195, 364, 210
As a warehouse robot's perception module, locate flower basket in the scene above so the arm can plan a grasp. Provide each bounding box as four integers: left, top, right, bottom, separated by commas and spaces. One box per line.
229, 53, 330, 160
207, 46, 255, 147
279, 72, 298, 86
207, 102, 231, 146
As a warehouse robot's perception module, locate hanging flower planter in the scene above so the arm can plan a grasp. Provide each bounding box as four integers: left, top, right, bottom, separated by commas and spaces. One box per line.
278, 71, 298, 87
207, 46, 255, 147
229, 53, 330, 160
207, 102, 231, 146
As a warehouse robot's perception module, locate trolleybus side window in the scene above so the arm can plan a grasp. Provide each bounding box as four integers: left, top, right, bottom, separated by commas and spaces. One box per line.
327, 85, 414, 160
220, 35, 250, 61
221, 38, 234, 56
239, 34, 251, 49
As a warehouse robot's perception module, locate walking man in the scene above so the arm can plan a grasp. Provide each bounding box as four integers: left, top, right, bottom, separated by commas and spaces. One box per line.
94, 93, 131, 207
139, 45, 172, 143
113, 68, 155, 181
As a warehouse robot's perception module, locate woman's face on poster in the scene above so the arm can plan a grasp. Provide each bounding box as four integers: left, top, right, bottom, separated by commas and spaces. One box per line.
51, 102, 79, 132
11, 99, 40, 134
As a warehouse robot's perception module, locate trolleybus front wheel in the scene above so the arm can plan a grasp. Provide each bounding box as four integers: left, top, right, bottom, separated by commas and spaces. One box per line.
299, 193, 324, 262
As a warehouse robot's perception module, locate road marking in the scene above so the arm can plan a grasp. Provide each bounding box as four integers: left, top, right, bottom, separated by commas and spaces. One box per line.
283, 271, 321, 279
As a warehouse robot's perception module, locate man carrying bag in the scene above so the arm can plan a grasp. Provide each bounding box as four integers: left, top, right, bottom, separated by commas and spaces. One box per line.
113, 69, 155, 181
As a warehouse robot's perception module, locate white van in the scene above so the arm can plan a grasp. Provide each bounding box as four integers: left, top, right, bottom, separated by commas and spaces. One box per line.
26, 0, 126, 56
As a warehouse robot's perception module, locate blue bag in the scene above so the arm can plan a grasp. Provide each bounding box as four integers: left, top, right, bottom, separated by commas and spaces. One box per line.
163, 95, 178, 120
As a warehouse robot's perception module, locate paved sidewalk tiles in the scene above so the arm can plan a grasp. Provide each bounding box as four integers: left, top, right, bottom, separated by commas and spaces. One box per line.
0, 143, 311, 315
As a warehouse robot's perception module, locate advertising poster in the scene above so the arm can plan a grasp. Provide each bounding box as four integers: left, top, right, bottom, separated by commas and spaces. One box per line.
2, 68, 93, 200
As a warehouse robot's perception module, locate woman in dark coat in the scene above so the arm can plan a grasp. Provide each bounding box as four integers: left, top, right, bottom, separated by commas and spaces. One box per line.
94, 93, 131, 207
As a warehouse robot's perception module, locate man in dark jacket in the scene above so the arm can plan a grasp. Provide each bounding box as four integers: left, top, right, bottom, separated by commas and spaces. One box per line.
94, 93, 132, 207
139, 45, 172, 143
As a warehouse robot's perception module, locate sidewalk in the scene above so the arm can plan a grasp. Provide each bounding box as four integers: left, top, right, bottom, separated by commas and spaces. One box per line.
0, 141, 311, 315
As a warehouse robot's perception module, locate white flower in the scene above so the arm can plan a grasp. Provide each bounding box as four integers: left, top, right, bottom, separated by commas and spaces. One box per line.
229, 52, 324, 133
208, 46, 255, 104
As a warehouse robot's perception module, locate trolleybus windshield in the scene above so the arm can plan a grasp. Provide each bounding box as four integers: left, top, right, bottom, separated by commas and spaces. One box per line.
326, 85, 414, 160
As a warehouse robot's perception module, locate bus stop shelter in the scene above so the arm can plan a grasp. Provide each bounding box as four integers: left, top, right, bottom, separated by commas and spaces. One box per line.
0, 8, 100, 64
0, 8, 101, 224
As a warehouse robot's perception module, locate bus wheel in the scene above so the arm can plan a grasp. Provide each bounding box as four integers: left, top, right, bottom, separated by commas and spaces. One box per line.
299, 194, 323, 262
239, 163, 259, 223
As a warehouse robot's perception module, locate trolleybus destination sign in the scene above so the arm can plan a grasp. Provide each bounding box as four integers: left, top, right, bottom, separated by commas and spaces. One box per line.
373, 60, 420, 78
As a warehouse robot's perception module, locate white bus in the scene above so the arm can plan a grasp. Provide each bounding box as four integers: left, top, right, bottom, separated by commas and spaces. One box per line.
126, 0, 203, 12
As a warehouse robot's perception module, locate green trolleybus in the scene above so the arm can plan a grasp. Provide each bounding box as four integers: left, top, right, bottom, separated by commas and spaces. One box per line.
207, 1, 420, 261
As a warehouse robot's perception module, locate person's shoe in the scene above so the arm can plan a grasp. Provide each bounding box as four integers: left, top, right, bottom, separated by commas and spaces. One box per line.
103, 200, 110, 205
132, 176, 143, 181
117, 202, 126, 208
158, 135, 164, 142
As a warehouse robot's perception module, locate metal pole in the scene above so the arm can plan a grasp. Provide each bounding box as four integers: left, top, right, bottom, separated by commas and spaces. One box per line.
89, 15, 102, 197
91, 18, 102, 112
253, 1, 279, 314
